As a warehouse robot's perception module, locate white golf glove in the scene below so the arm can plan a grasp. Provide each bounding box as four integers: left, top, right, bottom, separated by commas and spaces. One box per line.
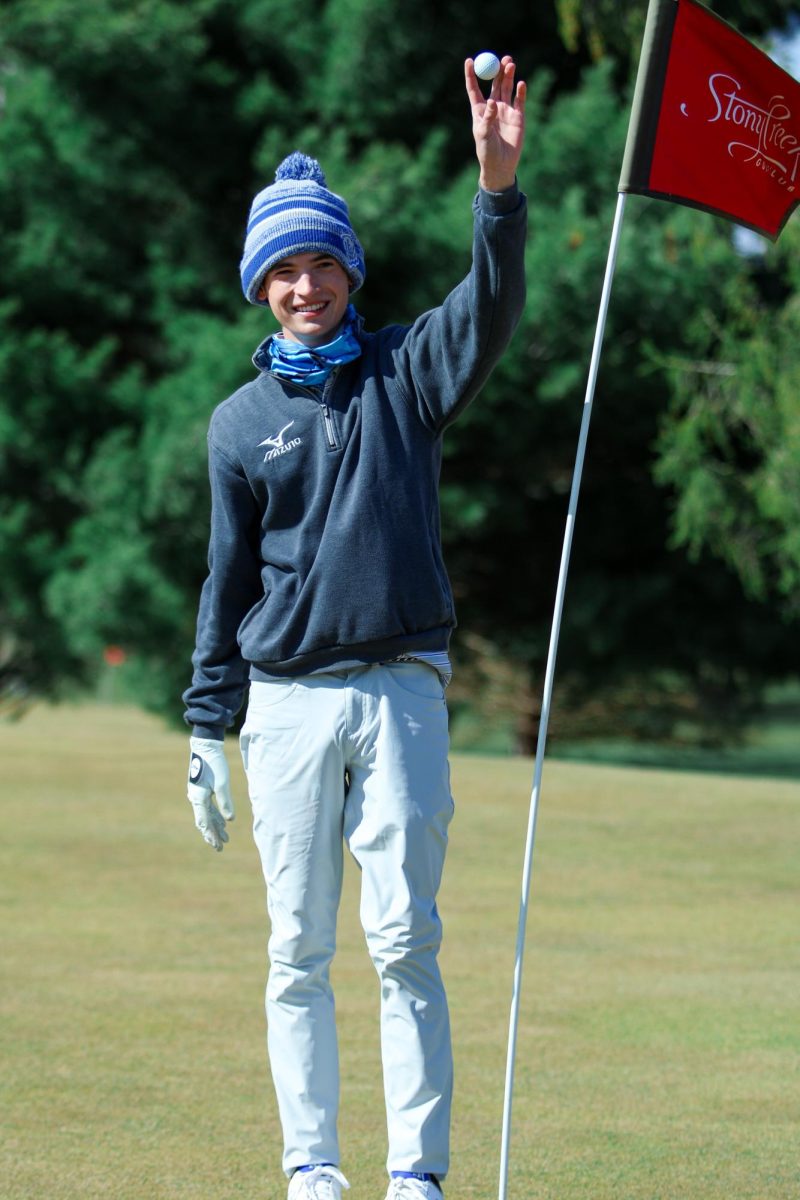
187, 736, 235, 851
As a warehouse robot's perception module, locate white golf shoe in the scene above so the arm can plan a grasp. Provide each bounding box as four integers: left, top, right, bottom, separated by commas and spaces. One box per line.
384, 1177, 443, 1199
288, 1165, 350, 1200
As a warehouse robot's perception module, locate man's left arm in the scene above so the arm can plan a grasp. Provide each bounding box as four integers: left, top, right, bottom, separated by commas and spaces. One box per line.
391, 56, 528, 432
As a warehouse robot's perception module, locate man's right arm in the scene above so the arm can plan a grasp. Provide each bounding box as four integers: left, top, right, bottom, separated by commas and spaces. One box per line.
182, 438, 264, 739
385, 55, 527, 434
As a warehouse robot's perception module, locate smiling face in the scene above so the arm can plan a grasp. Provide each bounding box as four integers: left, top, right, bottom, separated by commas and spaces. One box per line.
258, 252, 351, 347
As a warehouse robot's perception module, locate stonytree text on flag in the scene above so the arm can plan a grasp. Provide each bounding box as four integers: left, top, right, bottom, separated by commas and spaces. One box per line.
620, 0, 800, 239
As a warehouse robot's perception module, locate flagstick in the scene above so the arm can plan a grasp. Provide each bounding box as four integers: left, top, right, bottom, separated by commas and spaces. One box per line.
498, 191, 628, 1200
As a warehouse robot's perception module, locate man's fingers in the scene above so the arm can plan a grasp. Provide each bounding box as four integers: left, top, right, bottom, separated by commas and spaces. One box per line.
188, 786, 231, 852
476, 96, 497, 135
194, 809, 220, 848
199, 816, 227, 852
215, 784, 235, 822
211, 822, 229, 848
464, 58, 485, 108
492, 56, 515, 105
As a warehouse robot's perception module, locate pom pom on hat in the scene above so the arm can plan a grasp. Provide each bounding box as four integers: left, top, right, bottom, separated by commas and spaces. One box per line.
240, 152, 366, 305
274, 152, 327, 186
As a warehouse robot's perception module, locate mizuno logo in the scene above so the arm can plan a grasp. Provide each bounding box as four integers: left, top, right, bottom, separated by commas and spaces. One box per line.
258, 421, 302, 462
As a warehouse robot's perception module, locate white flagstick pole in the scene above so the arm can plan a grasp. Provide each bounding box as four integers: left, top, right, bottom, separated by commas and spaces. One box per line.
498, 191, 628, 1200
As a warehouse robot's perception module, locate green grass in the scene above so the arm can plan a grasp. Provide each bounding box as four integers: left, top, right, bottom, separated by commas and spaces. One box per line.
550, 701, 800, 778
2, 704, 799, 1199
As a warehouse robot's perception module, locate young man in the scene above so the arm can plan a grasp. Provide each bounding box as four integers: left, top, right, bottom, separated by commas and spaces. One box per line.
184, 57, 527, 1200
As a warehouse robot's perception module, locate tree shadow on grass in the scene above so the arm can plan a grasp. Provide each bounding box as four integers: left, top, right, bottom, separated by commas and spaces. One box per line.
550, 729, 800, 779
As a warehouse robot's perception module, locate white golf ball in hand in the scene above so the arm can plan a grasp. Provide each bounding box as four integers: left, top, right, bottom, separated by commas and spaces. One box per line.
474, 51, 501, 81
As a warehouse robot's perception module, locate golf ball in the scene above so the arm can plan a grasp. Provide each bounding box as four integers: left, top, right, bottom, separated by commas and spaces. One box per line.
474, 51, 500, 81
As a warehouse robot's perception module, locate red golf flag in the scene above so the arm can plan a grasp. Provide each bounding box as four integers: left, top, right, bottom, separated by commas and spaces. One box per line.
619, 0, 800, 238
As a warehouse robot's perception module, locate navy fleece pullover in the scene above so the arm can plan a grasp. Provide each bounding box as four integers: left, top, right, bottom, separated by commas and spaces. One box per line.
183, 185, 527, 738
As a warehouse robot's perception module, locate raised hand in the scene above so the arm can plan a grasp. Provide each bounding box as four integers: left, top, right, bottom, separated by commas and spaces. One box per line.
465, 55, 527, 192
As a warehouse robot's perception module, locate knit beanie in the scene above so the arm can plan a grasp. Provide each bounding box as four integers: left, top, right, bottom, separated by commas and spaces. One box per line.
240, 152, 366, 306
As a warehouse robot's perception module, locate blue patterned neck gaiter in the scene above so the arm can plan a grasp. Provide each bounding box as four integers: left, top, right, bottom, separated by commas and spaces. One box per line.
265, 305, 362, 387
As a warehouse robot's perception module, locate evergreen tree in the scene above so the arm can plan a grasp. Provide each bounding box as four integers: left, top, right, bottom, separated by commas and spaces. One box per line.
655, 219, 800, 619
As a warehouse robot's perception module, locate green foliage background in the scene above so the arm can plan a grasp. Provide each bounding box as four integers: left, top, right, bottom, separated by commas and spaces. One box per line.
2, 0, 799, 746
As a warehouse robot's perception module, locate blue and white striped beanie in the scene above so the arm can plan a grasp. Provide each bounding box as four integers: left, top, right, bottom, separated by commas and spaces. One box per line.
240, 152, 366, 306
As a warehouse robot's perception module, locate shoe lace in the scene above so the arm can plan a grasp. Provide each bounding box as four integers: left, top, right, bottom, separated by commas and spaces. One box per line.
388, 1180, 439, 1199
300, 1166, 350, 1199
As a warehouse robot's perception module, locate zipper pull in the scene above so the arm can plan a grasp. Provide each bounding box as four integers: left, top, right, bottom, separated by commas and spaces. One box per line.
321, 402, 337, 450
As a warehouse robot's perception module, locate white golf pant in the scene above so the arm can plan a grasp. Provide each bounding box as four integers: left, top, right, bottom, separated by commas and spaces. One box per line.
239, 663, 454, 1179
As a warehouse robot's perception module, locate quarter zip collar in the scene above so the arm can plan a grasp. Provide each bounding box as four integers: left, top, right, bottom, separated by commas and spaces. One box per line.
262, 369, 343, 451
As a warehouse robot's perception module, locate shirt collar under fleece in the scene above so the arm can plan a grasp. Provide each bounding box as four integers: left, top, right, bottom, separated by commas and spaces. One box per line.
253, 303, 362, 387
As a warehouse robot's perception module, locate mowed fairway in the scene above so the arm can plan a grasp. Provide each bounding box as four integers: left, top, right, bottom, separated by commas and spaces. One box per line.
2, 704, 798, 1200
